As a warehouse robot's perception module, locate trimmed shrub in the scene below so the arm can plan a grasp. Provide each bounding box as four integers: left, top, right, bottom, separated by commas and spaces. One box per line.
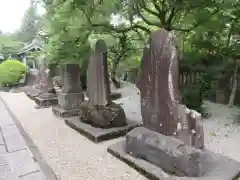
0, 59, 27, 87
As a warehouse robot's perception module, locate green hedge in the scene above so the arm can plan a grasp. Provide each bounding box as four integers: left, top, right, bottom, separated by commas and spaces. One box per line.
0, 59, 27, 87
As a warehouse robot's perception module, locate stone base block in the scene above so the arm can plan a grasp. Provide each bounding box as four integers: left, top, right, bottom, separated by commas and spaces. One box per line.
58, 92, 84, 110
33, 93, 58, 108
108, 129, 240, 180
110, 92, 122, 100
64, 116, 141, 143
79, 101, 126, 128
25, 90, 41, 100
52, 106, 79, 118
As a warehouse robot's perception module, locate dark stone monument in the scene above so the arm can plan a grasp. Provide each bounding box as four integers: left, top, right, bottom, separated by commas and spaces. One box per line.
24, 55, 57, 108
108, 29, 240, 179
65, 39, 140, 143
52, 64, 84, 118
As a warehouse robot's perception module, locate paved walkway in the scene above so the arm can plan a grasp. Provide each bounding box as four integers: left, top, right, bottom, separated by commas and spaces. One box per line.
0, 97, 46, 180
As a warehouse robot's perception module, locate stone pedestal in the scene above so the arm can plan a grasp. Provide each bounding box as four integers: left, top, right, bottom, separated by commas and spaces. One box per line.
25, 89, 41, 100
65, 116, 140, 143
34, 92, 58, 108
52, 92, 84, 118
52, 63, 83, 118
108, 127, 240, 180
79, 101, 126, 128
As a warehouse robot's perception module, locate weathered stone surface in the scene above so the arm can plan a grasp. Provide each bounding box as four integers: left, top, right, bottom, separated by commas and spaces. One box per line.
53, 63, 83, 117
87, 40, 111, 106
58, 93, 84, 110
79, 101, 126, 128
126, 127, 214, 177
33, 57, 55, 93
136, 30, 181, 136
65, 116, 140, 143
176, 105, 204, 149
136, 29, 204, 148
108, 140, 240, 180
61, 64, 82, 93
33, 95, 58, 108
52, 106, 80, 118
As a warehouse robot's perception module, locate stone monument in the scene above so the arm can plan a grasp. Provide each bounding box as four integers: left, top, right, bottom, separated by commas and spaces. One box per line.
108, 29, 240, 179
64, 39, 140, 143
24, 55, 57, 108
52, 63, 84, 118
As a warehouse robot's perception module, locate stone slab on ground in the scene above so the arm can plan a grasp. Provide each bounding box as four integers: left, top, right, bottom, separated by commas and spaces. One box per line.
0, 103, 15, 126
0, 146, 6, 154
65, 116, 141, 143
0, 156, 17, 180
8, 149, 40, 177
33, 96, 58, 108
108, 141, 240, 180
52, 106, 79, 118
1, 125, 27, 152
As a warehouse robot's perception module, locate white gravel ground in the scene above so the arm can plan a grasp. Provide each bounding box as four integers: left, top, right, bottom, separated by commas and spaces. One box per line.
1, 82, 240, 180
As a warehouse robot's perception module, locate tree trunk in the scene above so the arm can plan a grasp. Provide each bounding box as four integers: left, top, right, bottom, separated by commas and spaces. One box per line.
111, 60, 121, 89
228, 65, 238, 108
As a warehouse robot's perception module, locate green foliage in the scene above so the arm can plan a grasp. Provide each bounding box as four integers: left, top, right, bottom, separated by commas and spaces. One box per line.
0, 60, 27, 87
181, 85, 203, 113
0, 34, 24, 57
40, 0, 240, 106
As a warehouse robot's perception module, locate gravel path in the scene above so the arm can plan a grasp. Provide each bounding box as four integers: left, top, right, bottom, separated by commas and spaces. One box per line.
1, 83, 240, 179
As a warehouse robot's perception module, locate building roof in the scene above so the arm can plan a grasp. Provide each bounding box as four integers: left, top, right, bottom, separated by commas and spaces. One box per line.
17, 37, 44, 55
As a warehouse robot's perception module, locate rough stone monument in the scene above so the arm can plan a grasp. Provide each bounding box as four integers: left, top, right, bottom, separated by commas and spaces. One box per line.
52, 63, 84, 118
65, 39, 140, 143
24, 55, 57, 108
108, 29, 240, 179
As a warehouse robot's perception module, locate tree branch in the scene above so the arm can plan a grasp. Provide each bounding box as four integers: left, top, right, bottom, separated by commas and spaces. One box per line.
166, 7, 175, 25
138, 0, 160, 18
171, 8, 219, 32
134, 6, 161, 27
152, 0, 162, 14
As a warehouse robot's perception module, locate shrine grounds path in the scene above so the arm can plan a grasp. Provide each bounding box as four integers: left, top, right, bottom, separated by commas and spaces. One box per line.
0, 94, 52, 179
1, 83, 240, 180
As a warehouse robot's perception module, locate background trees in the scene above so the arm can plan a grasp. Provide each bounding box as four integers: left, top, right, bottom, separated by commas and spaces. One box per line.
0, 0, 239, 106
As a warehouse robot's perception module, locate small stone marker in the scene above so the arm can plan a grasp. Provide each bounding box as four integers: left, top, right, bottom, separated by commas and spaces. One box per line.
52, 64, 84, 117
107, 29, 240, 180
25, 55, 58, 108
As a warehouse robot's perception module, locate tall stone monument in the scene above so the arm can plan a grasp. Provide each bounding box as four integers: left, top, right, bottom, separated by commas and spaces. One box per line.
86, 40, 121, 101
52, 63, 84, 118
80, 39, 126, 128
108, 29, 240, 179
64, 39, 140, 142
